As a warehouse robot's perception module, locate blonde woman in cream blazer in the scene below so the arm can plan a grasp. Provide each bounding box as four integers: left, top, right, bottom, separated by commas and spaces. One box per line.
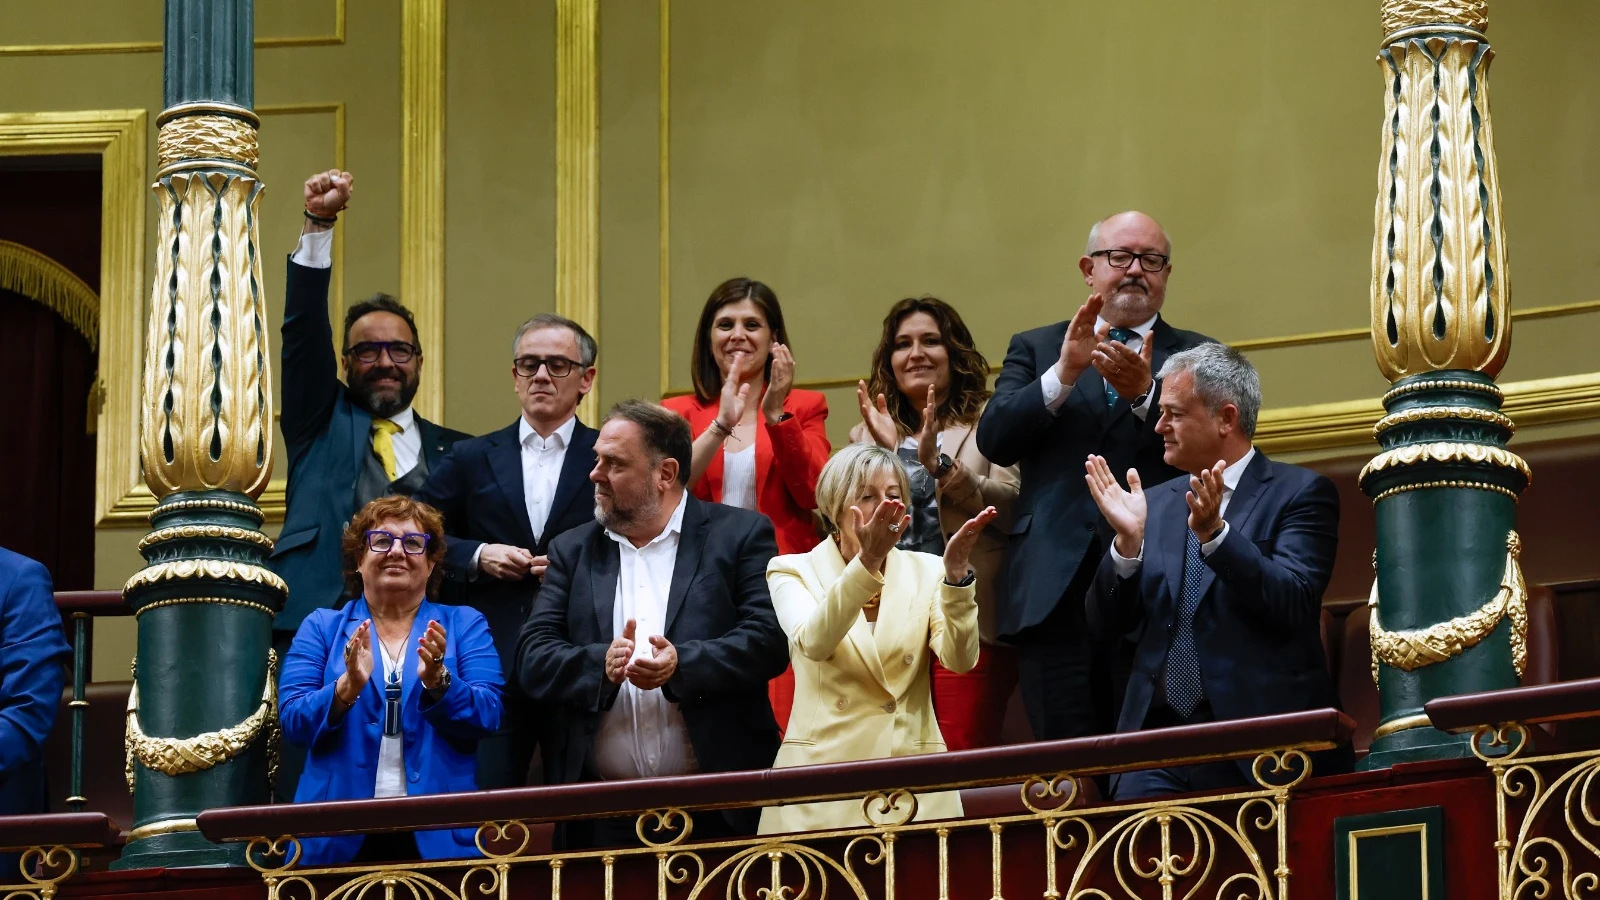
853, 296, 1020, 751
760, 443, 996, 835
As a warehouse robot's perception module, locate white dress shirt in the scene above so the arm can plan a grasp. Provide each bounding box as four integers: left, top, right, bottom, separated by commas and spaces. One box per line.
721, 444, 758, 510
520, 414, 575, 541
469, 415, 577, 575
1039, 312, 1159, 420
591, 492, 700, 780
1111, 447, 1257, 577
295, 231, 422, 476
372, 643, 407, 798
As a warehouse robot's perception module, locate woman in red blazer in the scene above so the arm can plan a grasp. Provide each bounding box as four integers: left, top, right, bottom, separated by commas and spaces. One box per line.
663, 278, 831, 731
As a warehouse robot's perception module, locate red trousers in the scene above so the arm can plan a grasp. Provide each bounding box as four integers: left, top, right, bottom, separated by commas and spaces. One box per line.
768, 645, 1019, 749
932, 643, 1020, 751
770, 666, 795, 736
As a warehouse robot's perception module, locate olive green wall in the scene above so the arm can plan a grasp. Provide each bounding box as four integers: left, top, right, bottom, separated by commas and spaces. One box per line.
1, 1, 1596, 675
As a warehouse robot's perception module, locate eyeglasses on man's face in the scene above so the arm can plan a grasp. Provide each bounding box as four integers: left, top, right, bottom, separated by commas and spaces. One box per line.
345, 341, 419, 365
365, 530, 430, 554
514, 355, 582, 378
1090, 249, 1171, 273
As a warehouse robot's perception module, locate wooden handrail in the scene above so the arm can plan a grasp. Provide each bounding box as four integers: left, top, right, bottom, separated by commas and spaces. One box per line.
0, 812, 121, 851
1425, 677, 1600, 733
53, 590, 130, 617
198, 707, 1353, 843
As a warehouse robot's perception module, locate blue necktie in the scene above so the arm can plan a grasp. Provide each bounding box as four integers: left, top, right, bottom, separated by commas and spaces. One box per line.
1104, 327, 1138, 407
1162, 529, 1207, 718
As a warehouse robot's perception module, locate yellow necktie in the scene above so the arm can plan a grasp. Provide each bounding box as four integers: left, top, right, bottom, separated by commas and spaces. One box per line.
371, 418, 402, 481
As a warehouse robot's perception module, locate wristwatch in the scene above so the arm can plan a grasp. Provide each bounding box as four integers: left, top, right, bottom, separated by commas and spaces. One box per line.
945, 570, 976, 587
427, 666, 452, 697
932, 452, 955, 480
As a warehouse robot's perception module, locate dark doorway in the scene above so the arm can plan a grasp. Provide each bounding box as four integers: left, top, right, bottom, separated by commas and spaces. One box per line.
0, 156, 101, 590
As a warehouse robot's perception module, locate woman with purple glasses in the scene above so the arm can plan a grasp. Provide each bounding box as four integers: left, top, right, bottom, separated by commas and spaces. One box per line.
278, 495, 503, 865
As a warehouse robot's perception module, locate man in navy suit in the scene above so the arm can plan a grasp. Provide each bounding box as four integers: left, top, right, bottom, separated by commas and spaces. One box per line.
267, 170, 469, 798
1085, 343, 1344, 799
977, 211, 1213, 741
416, 313, 600, 788
0, 548, 71, 872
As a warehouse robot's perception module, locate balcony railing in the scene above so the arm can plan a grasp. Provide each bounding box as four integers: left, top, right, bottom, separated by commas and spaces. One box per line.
196, 708, 1353, 900
0, 812, 121, 900
1427, 676, 1600, 900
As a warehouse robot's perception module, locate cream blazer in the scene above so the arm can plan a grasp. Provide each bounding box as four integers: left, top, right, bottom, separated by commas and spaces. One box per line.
758, 540, 980, 835
848, 414, 1019, 643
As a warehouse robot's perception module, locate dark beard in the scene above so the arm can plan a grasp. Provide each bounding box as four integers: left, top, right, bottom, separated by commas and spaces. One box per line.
349, 367, 419, 418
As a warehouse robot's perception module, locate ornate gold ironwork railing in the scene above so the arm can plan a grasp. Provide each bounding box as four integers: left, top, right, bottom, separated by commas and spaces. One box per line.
0, 812, 121, 900
1427, 677, 1600, 900
199, 708, 1353, 900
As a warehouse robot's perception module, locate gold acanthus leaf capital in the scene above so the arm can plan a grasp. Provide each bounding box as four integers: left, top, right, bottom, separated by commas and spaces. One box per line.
1369, 531, 1526, 684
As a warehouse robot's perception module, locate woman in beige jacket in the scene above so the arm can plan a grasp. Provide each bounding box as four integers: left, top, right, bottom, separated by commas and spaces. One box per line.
760, 444, 995, 835
852, 296, 1020, 751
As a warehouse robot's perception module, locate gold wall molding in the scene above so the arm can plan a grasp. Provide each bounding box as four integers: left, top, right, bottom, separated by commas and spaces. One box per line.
258, 103, 348, 326
0, 0, 346, 57
1252, 370, 1600, 455
0, 239, 100, 349
401, 0, 447, 424
658, 0, 673, 398
557, 0, 601, 424
0, 110, 147, 526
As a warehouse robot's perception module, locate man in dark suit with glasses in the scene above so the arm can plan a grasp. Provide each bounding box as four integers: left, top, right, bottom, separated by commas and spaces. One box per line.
268, 169, 470, 797
416, 314, 601, 788
977, 210, 1215, 744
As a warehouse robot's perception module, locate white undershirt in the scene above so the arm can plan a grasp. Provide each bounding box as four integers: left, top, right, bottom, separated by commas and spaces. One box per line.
591, 493, 700, 780
294, 230, 421, 477
721, 444, 758, 510
372, 643, 407, 799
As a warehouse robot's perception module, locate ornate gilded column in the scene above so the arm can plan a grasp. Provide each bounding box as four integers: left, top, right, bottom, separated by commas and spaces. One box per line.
114, 0, 284, 868
1360, 0, 1529, 768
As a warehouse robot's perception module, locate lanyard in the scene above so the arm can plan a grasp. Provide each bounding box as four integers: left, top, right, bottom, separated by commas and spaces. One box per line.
379, 640, 403, 737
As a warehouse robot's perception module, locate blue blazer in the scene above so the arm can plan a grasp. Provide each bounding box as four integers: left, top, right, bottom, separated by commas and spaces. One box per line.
268, 259, 470, 633
0, 548, 70, 817
279, 597, 504, 865
1086, 452, 1349, 778
976, 316, 1213, 638
415, 418, 599, 670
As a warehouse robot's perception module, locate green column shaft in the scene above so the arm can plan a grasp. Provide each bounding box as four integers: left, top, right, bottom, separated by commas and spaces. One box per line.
115, 0, 281, 869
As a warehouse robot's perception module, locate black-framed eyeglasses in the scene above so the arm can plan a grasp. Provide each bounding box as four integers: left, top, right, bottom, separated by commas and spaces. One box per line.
365, 530, 431, 554
1090, 249, 1170, 272
514, 355, 583, 378
345, 341, 419, 364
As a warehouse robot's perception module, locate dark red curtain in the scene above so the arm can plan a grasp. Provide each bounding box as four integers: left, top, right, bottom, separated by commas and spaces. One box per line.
0, 290, 96, 589
0, 165, 101, 589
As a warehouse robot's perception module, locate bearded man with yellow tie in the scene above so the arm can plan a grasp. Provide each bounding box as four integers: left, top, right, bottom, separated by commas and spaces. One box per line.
268, 169, 471, 798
